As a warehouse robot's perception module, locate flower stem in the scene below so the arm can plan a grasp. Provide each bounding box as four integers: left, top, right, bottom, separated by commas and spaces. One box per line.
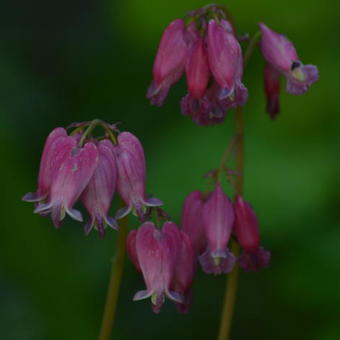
217, 27, 260, 338
243, 31, 261, 67
217, 106, 244, 340
97, 213, 129, 340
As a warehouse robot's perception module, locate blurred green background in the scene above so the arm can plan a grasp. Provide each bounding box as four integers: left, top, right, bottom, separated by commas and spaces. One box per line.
0, 0, 339, 339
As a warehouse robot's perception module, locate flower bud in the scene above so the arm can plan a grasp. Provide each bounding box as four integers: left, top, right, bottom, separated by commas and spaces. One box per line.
186, 34, 210, 99
147, 19, 188, 106
131, 222, 183, 313
264, 63, 281, 118
259, 23, 318, 95
207, 20, 246, 101
234, 195, 271, 271
170, 230, 195, 313
199, 183, 236, 274
34, 141, 98, 228
114, 133, 162, 220
81, 140, 117, 237
181, 190, 206, 256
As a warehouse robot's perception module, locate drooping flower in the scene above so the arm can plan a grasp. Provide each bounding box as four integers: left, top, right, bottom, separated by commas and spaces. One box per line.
147, 19, 188, 106
170, 230, 195, 313
33, 139, 98, 228
182, 24, 210, 118
81, 139, 117, 237
263, 63, 281, 119
129, 222, 183, 313
234, 195, 271, 271
181, 190, 206, 256
207, 19, 247, 104
114, 132, 162, 220
259, 23, 318, 97
22, 127, 69, 203
199, 183, 236, 274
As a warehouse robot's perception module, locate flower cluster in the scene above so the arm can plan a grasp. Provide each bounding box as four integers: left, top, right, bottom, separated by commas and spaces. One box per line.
127, 182, 270, 313
182, 184, 270, 274
147, 5, 318, 123
23, 121, 162, 237
147, 5, 247, 125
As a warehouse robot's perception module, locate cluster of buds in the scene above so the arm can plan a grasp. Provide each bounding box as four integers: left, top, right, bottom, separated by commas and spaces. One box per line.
22, 120, 162, 237
127, 182, 270, 313
147, 5, 318, 123
182, 184, 270, 274
147, 5, 247, 125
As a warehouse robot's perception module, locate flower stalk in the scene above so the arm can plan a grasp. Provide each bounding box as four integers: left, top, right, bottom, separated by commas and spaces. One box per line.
217, 106, 243, 340
98, 211, 129, 340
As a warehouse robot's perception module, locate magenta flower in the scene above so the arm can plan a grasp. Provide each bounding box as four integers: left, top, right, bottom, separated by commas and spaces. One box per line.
114, 132, 162, 220
182, 27, 210, 116
207, 19, 248, 104
199, 183, 236, 274
130, 222, 183, 313
234, 195, 271, 271
181, 190, 206, 256
147, 19, 188, 106
264, 63, 281, 119
117, 132, 145, 174
259, 23, 318, 96
23, 127, 69, 203
81, 140, 117, 237
170, 230, 195, 313
34, 140, 98, 227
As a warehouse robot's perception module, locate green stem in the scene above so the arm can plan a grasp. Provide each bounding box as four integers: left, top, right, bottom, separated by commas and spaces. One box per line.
217, 106, 243, 340
217, 28, 261, 339
97, 213, 129, 340
243, 31, 261, 67
78, 119, 102, 147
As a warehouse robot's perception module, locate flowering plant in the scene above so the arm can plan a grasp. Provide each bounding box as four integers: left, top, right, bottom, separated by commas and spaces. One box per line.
23, 4, 318, 340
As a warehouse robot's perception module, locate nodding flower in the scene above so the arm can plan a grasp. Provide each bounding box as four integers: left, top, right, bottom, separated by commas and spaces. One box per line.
199, 183, 236, 274
259, 22, 318, 112
32, 138, 98, 228
147, 19, 188, 107
81, 139, 118, 237
234, 195, 271, 271
128, 222, 184, 313
114, 132, 162, 220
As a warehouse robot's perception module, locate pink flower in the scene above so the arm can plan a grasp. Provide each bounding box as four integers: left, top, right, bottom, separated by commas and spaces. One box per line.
129, 222, 183, 313
234, 195, 271, 271
81, 140, 117, 237
23, 127, 69, 203
183, 28, 210, 115
207, 20, 247, 103
114, 132, 162, 220
34, 140, 98, 228
199, 183, 236, 274
181, 190, 206, 256
147, 19, 188, 106
259, 23, 318, 96
170, 230, 195, 313
263, 63, 281, 119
